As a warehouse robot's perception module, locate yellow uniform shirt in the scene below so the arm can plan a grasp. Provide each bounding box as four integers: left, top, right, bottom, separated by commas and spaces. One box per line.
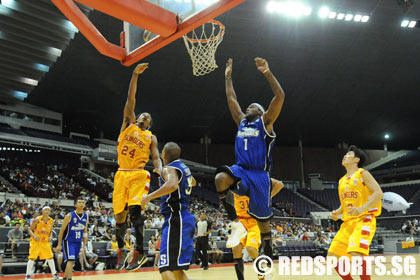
339, 168, 381, 221
117, 123, 152, 170
31, 216, 53, 243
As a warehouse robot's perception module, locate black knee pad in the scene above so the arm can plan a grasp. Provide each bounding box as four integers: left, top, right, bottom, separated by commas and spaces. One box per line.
129, 206, 144, 252
116, 222, 127, 249
129, 205, 144, 227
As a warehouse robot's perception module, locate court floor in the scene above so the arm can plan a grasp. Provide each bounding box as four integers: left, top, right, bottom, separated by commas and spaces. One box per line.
1, 254, 420, 279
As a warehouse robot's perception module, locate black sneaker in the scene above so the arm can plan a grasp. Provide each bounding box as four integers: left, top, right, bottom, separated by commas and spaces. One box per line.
125, 251, 147, 271
203, 266, 209, 270
115, 250, 126, 271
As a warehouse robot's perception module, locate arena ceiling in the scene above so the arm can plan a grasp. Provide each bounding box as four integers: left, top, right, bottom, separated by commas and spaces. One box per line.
3, 0, 420, 149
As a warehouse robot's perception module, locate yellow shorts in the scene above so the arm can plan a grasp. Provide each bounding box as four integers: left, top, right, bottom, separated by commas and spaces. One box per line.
29, 241, 53, 260
328, 215, 376, 257
113, 169, 150, 214
239, 218, 261, 250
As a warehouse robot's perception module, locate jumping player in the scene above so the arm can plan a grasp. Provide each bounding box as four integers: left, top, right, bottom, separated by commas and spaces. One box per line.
114, 63, 161, 271
142, 142, 196, 280
215, 58, 285, 267
232, 178, 284, 280
55, 198, 88, 280
328, 145, 383, 280
25, 206, 60, 280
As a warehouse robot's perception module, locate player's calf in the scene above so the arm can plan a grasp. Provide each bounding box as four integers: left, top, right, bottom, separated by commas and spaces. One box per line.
126, 206, 147, 271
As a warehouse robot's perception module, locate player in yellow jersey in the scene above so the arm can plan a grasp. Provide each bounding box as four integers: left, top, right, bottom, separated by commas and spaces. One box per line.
114, 63, 162, 271
328, 145, 383, 280
25, 206, 60, 280
232, 178, 284, 280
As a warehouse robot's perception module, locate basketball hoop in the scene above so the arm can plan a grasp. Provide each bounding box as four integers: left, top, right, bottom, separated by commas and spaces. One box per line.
183, 19, 225, 76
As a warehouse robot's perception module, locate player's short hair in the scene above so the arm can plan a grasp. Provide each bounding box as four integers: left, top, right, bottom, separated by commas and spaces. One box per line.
348, 145, 367, 167
74, 196, 85, 205
163, 142, 181, 162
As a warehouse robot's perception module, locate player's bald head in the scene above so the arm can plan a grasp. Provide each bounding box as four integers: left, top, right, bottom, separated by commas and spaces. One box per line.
163, 142, 181, 163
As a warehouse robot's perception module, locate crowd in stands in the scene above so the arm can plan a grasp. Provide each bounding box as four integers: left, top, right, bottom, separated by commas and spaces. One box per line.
0, 158, 107, 203
401, 218, 420, 236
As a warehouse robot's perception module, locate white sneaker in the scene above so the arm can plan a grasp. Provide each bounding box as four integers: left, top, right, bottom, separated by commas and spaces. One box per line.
226, 221, 247, 248
51, 274, 62, 280
258, 272, 273, 280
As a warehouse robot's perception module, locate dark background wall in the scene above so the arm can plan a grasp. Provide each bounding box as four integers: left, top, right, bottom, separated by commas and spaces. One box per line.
178, 143, 388, 182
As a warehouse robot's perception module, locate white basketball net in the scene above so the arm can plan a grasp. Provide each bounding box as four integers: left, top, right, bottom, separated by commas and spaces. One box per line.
183, 20, 225, 76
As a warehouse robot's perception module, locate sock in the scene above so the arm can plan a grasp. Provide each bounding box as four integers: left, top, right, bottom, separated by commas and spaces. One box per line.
334, 266, 353, 280
26, 259, 35, 276
360, 260, 371, 280
219, 190, 237, 221
261, 232, 273, 260
116, 222, 127, 249
47, 258, 57, 275
233, 258, 244, 280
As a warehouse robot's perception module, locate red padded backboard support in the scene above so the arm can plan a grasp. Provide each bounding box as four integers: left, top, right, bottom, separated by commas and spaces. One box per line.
51, 0, 245, 66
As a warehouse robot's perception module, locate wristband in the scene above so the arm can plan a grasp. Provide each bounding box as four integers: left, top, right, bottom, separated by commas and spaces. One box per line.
263, 69, 270, 74
83, 233, 88, 238
225, 76, 232, 80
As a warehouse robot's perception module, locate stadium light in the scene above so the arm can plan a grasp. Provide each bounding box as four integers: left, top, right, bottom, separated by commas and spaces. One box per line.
329, 12, 336, 19
409, 20, 417, 28
337, 13, 345, 20
266, 1, 312, 17
345, 14, 353, 21
266, 1, 277, 13
20, 77, 38, 86
361, 15, 369, 22
401, 20, 409, 27
319, 7, 329, 18
384, 134, 390, 139
354, 14, 362, 22
302, 6, 312, 16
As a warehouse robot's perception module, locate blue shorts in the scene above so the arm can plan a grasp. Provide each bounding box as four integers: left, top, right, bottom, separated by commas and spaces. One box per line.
159, 209, 195, 273
218, 164, 273, 221
62, 240, 82, 262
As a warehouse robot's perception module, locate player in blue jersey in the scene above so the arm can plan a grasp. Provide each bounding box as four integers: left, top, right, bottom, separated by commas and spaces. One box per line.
55, 197, 89, 280
142, 142, 196, 280
215, 58, 285, 273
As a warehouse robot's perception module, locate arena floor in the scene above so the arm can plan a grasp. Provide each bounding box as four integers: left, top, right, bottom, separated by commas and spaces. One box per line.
1, 254, 420, 280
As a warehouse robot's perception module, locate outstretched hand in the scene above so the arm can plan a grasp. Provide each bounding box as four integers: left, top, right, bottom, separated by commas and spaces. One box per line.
225, 58, 232, 78
134, 63, 149, 75
255, 57, 269, 73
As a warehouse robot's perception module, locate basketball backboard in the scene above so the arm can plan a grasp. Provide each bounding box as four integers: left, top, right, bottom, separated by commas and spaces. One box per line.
124, 0, 220, 54
51, 0, 245, 66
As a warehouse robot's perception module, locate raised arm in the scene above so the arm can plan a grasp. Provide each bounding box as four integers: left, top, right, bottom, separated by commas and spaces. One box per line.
120, 63, 149, 134
225, 58, 245, 126
150, 135, 162, 174
255, 58, 285, 133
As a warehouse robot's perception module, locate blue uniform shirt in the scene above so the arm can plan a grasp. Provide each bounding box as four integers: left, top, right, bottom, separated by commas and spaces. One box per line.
64, 211, 87, 242
235, 117, 276, 171
160, 160, 193, 214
